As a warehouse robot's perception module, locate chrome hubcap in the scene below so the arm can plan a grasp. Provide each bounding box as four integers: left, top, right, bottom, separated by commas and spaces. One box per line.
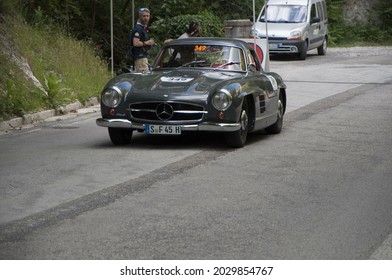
278, 100, 283, 119
240, 109, 248, 133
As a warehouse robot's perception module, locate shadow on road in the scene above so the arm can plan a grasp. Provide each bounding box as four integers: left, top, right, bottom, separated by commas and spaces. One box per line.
92, 130, 273, 150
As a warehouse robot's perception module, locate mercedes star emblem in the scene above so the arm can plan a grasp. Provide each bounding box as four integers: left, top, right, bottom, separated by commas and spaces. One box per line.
156, 103, 174, 120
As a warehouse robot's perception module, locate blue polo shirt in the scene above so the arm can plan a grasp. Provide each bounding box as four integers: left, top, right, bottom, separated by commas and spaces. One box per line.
130, 22, 151, 60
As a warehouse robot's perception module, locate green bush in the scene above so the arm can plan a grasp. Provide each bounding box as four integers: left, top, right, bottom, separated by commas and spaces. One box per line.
0, 0, 19, 14
120, 11, 225, 67
0, 80, 44, 120
150, 11, 224, 44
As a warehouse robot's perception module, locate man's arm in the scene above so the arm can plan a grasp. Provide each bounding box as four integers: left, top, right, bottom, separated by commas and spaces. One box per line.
133, 37, 155, 47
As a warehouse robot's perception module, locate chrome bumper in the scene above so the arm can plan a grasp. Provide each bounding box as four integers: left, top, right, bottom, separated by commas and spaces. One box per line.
96, 118, 240, 132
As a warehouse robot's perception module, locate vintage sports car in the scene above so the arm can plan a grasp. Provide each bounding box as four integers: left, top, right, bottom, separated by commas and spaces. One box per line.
96, 38, 287, 147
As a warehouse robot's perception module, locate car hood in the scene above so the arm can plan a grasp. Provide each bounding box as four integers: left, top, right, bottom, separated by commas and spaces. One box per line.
113, 69, 242, 97
252, 22, 308, 38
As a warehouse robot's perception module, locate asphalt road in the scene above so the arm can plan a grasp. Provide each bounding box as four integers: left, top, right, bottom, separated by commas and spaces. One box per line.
0, 47, 392, 259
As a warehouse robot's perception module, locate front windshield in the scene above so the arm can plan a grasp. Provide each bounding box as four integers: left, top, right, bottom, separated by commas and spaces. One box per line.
259, 5, 307, 23
153, 44, 246, 71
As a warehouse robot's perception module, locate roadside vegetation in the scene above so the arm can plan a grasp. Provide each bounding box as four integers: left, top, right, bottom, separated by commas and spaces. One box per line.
0, 8, 111, 121
0, 15, 111, 121
0, 0, 391, 121
327, 0, 392, 47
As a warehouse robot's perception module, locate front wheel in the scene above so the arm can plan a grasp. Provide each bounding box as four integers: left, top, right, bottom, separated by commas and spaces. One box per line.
317, 37, 327, 55
225, 98, 249, 148
108, 128, 133, 145
298, 41, 308, 60
265, 94, 284, 134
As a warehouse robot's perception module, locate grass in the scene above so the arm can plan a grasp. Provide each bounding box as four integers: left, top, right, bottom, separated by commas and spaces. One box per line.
328, 22, 392, 48
0, 15, 111, 121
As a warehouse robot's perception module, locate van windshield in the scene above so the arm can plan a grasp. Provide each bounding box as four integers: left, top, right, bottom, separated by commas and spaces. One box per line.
259, 5, 307, 23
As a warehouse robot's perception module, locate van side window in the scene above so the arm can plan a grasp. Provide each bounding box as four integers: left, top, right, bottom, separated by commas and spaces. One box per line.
310, 4, 317, 19
316, 2, 324, 20
322, 1, 328, 22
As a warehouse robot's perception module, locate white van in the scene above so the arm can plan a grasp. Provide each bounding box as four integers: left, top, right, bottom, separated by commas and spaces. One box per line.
251, 0, 328, 60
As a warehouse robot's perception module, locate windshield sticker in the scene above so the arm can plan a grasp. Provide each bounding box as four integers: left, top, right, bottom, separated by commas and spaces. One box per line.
194, 45, 207, 52
161, 77, 194, 83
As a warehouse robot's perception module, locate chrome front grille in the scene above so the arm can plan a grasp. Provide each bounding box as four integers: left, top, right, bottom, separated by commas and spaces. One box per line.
129, 102, 206, 123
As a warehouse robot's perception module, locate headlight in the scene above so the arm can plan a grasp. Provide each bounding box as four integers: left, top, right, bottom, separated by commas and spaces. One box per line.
102, 86, 122, 107
250, 29, 261, 38
212, 89, 232, 111
288, 30, 302, 40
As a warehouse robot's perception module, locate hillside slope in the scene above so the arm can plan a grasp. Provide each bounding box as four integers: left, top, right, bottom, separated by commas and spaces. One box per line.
0, 14, 111, 122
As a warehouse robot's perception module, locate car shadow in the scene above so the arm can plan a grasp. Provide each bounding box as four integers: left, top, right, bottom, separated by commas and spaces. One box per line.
131, 131, 226, 149
93, 130, 271, 150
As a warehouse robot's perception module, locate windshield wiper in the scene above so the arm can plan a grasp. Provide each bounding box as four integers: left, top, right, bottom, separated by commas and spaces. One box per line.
178, 59, 207, 68
213, 61, 241, 70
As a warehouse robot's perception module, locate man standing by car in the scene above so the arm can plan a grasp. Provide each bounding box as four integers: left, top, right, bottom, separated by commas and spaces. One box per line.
164, 21, 200, 44
130, 8, 155, 73
178, 21, 200, 39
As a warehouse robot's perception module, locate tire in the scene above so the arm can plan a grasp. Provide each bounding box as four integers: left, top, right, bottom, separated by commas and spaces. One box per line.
225, 98, 249, 148
265, 94, 284, 134
298, 41, 308, 60
108, 128, 132, 145
317, 37, 327, 55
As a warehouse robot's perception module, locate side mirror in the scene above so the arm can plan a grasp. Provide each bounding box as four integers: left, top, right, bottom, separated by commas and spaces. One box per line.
311, 17, 320, 24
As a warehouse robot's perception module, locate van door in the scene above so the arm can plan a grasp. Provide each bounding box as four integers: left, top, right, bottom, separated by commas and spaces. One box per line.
308, 1, 324, 50
318, 1, 328, 46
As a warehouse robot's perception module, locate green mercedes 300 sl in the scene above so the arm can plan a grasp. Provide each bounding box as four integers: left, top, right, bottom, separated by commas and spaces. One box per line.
96, 38, 287, 148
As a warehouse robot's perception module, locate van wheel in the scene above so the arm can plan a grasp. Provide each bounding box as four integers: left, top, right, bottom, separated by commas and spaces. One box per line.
318, 37, 327, 55
298, 41, 308, 60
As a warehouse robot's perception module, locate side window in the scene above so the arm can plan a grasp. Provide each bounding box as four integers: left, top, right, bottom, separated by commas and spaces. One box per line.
239, 50, 246, 70
316, 2, 323, 20
246, 49, 255, 70
154, 47, 170, 68
228, 47, 244, 70
310, 4, 317, 19
246, 49, 261, 71
322, 1, 328, 21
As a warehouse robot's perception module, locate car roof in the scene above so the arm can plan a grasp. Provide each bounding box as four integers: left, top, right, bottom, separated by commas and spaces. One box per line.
266, 0, 309, 5
165, 37, 250, 50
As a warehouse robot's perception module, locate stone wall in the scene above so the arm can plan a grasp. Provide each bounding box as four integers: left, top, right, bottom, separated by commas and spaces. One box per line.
342, 0, 381, 25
